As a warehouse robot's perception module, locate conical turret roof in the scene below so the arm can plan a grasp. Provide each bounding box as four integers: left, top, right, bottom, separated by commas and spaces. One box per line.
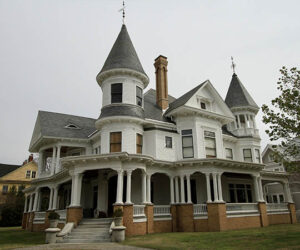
225, 73, 259, 109
99, 25, 146, 76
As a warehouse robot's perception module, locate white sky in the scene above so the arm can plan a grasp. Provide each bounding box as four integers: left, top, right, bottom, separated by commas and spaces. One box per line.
0, 0, 299, 165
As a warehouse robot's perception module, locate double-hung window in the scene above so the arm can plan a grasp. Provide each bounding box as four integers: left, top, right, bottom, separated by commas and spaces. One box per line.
2, 185, 8, 194
225, 148, 233, 160
229, 183, 252, 203
111, 83, 122, 103
165, 136, 172, 148
182, 129, 193, 158
204, 131, 216, 158
136, 86, 143, 106
243, 149, 252, 162
255, 149, 261, 163
31, 171, 36, 178
136, 134, 143, 153
25, 170, 31, 179
110, 132, 122, 152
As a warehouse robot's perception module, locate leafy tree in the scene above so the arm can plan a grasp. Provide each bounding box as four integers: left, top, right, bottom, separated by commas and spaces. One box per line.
262, 66, 300, 172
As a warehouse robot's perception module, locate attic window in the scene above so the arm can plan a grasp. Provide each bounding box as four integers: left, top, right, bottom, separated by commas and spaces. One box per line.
65, 124, 80, 129
200, 102, 206, 109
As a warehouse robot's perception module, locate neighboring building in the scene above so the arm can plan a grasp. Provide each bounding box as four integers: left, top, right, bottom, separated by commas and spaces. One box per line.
262, 144, 300, 221
23, 23, 297, 241
0, 157, 37, 204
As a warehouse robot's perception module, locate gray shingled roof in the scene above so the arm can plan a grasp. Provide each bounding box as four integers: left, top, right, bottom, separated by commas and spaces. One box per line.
164, 81, 207, 115
225, 73, 259, 109
29, 111, 96, 150
0, 163, 21, 178
144, 89, 176, 122
99, 25, 147, 76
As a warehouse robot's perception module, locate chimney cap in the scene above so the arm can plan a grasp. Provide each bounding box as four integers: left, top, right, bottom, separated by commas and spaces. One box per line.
154, 55, 168, 61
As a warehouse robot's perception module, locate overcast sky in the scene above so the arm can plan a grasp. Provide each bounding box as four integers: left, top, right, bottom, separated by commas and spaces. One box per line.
0, 0, 300, 165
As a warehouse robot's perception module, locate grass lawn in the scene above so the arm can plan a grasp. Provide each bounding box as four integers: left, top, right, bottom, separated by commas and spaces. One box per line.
0, 227, 44, 250
123, 224, 300, 250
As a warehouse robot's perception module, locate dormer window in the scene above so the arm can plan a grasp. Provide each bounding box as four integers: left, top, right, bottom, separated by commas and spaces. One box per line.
111, 83, 123, 103
200, 102, 206, 109
65, 124, 80, 129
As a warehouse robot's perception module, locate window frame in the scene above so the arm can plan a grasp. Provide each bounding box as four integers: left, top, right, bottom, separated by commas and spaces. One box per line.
25, 170, 31, 179
228, 183, 253, 203
255, 149, 261, 163
204, 131, 217, 158
165, 136, 173, 148
31, 171, 36, 178
2, 185, 8, 194
225, 148, 233, 160
182, 129, 194, 158
243, 149, 253, 162
110, 132, 122, 153
136, 86, 143, 107
136, 133, 143, 154
111, 83, 123, 103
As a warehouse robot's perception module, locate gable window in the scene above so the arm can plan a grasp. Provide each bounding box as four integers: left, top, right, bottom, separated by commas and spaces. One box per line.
255, 149, 261, 163
110, 132, 122, 152
229, 184, 252, 203
200, 102, 206, 109
165, 136, 172, 148
31, 171, 36, 178
25, 170, 31, 179
136, 134, 143, 154
136, 86, 143, 106
243, 149, 252, 162
225, 148, 233, 160
111, 83, 123, 103
204, 131, 216, 158
182, 129, 193, 158
2, 185, 8, 194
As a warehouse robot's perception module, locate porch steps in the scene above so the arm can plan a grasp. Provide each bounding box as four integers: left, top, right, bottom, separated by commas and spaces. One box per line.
63, 218, 113, 243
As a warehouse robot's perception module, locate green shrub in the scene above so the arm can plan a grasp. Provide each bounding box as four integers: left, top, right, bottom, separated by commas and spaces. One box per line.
113, 208, 123, 218
48, 211, 60, 220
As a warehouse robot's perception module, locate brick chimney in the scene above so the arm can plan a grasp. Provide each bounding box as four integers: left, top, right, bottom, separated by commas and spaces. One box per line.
154, 55, 168, 110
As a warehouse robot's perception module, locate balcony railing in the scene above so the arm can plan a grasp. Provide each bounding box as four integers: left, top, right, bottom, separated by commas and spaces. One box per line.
226, 203, 259, 215
33, 211, 46, 223
193, 204, 208, 216
154, 205, 171, 217
266, 203, 289, 213
56, 209, 67, 221
133, 205, 145, 217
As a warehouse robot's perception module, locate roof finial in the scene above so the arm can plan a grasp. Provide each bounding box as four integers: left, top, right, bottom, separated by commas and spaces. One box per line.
119, 1, 126, 24
231, 56, 236, 74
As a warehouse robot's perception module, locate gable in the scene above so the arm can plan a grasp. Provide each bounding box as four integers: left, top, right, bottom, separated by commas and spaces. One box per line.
0, 161, 37, 181
184, 81, 235, 119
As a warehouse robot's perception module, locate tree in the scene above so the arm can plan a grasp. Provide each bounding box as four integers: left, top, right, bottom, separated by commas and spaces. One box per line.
262, 66, 300, 172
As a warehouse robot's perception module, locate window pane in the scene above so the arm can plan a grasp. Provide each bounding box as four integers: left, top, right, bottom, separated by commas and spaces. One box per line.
279, 195, 284, 203
229, 189, 236, 202
166, 136, 172, 148
204, 131, 215, 137
247, 190, 253, 202
182, 137, 193, 147
237, 189, 246, 202
111, 83, 122, 93
273, 195, 278, 203
206, 148, 216, 157
110, 132, 121, 143
205, 137, 216, 148
226, 148, 233, 159
183, 148, 193, 158
182, 129, 192, 135
244, 149, 251, 157
110, 144, 121, 153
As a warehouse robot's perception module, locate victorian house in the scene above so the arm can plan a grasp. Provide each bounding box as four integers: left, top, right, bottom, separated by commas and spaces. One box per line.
23, 24, 297, 242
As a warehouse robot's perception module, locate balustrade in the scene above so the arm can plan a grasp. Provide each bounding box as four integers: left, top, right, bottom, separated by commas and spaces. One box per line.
266, 203, 289, 213
133, 205, 145, 217
226, 203, 258, 215
153, 205, 171, 217
193, 204, 208, 216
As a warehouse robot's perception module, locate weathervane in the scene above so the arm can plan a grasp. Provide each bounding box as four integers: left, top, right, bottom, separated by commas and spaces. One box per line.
119, 1, 126, 24
231, 56, 236, 74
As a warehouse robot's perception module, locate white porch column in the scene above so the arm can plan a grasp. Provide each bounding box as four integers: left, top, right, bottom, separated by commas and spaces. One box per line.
33, 190, 39, 211
284, 182, 293, 203
180, 175, 185, 203
237, 115, 241, 128
28, 194, 33, 212
70, 173, 83, 207
175, 176, 179, 203
51, 146, 56, 175
116, 170, 124, 204
170, 176, 175, 204
52, 186, 59, 210
253, 175, 261, 202
56, 145, 61, 173
205, 173, 212, 202
146, 174, 152, 203
142, 172, 147, 203
37, 150, 44, 177
217, 173, 223, 202
126, 170, 132, 204
48, 188, 54, 210
24, 195, 28, 212
258, 177, 264, 201
212, 173, 219, 202
186, 174, 192, 203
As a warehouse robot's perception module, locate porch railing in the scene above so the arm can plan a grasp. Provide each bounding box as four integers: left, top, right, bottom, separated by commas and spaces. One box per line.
266, 203, 289, 213
226, 203, 259, 215
193, 204, 208, 216
154, 205, 171, 217
33, 211, 46, 223
56, 209, 67, 221
133, 205, 145, 217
